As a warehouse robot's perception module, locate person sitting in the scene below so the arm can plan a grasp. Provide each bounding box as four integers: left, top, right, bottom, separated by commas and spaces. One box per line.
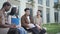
0, 2, 19, 34
21, 8, 41, 34
34, 10, 46, 34
8, 7, 27, 34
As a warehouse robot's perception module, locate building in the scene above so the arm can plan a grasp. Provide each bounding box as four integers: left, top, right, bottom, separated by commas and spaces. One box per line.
54, 0, 60, 23
0, 0, 55, 23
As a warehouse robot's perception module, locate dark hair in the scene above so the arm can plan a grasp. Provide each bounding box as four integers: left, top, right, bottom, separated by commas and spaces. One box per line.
9, 7, 18, 18
38, 10, 42, 12
10, 7, 16, 15
2, 2, 11, 8
38, 10, 42, 17
24, 8, 30, 12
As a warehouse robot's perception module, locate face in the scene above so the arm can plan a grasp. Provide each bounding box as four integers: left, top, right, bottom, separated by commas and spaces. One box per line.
25, 10, 30, 16
16, 9, 18, 14
37, 11, 41, 15
5, 5, 11, 12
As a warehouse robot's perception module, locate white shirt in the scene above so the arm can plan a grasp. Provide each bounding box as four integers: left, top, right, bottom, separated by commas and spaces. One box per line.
27, 16, 30, 23
26, 16, 35, 29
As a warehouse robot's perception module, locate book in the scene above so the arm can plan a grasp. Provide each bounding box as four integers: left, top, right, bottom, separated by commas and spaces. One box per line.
11, 18, 19, 25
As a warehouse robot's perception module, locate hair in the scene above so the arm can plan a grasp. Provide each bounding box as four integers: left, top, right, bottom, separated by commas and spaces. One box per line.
2, 2, 11, 8
24, 8, 30, 12
38, 10, 42, 17
9, 7, 18, 18
38, 10, 42, 12
10, 7, 16, 15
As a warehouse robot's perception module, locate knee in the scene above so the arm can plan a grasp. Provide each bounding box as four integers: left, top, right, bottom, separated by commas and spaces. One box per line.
41, 29, 46, 33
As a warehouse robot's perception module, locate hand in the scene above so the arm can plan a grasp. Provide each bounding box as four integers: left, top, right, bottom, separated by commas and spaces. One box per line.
28, 24, 35, 28
16, 25, 21, 28
36, 24, 42, 30
9, 24, 16, 28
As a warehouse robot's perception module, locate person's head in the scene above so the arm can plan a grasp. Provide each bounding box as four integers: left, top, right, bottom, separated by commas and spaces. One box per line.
37, 10, 41, 16
2, 2, 11, 12
10, 7, 18, 15
24, 8, 30, 16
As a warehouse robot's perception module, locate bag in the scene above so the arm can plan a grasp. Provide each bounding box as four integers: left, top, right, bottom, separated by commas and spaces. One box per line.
7, 28, 20, 34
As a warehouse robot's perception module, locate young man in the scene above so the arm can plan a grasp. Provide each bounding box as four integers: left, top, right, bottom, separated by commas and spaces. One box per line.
21, 8, 40, 34
34, 10, 46, 34
0, 2, 19, 34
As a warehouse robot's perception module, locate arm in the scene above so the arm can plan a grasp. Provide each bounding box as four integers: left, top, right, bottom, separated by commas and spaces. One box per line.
0, 16, 10, 28
21, 17, 29, 28
0, 14, 16, 28
33, 16, 36, 24
8, 15, 11, 24
39, 18, 42, 27
0, 14, 10, 28
16, 16, 21, 28
30, 16, 35, 24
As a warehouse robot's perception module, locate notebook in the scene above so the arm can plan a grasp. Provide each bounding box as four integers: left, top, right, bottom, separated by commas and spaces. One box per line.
11, 18, 19, 25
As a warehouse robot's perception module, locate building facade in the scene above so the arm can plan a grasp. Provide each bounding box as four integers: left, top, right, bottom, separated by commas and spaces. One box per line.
54, 0, 60, 23
0, 0, 55, 23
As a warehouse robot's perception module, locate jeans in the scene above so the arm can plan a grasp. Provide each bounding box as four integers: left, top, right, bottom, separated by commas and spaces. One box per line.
18, 27, 27, 34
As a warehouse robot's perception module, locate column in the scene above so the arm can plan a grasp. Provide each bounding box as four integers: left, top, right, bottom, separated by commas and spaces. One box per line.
58, 10, 60, 23
43, 0, 47, 24
58, 0, 60, 23
19, 0, 26, 17
50, 0, 55, 23
33, 0, 38, 16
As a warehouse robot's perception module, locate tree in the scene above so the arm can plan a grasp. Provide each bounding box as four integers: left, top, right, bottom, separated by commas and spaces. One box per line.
54, 0, 60, 10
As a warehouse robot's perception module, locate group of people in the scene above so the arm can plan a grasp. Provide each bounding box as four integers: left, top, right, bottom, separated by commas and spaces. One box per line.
0, 2, 46, 34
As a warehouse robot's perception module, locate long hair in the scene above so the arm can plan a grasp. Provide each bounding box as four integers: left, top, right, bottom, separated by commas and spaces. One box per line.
9, 7, 18, 18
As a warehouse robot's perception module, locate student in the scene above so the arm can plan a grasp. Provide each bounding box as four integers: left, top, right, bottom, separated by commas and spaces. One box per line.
34, 10, 46, 34
0, 2, 19, 34
8, 7, 27, 34
21, 8, 40, 34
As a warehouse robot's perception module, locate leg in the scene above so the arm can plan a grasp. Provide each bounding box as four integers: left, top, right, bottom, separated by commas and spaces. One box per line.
23, 26, 40, 34
18, 27, 27, 34
40, 29, 46, 34
30, 27, 40, 34
7, 28, 20, 34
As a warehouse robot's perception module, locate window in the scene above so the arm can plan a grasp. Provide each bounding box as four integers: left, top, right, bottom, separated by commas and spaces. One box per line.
46, 8, 50, 23
46, 0, 50, 7
54, 12, 58, 22
38, 0, 43, 5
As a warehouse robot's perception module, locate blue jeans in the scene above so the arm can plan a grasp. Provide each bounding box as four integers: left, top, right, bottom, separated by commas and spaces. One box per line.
18, 27, 27, 34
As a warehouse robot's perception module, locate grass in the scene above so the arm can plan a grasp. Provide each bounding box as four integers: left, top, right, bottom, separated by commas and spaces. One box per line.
43, 23, 60, 34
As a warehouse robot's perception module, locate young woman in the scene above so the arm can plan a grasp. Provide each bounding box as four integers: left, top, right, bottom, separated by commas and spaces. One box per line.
8, 7, 27, 34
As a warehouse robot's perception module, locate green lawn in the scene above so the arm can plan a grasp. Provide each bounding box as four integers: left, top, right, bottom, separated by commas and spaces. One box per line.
43, 23, 60, 34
